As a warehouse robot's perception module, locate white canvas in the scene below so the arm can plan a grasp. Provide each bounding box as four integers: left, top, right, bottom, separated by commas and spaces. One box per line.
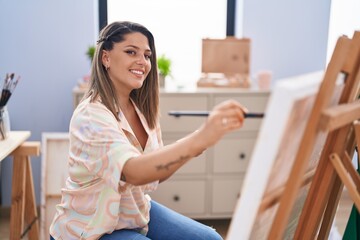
226, 71, 326, 239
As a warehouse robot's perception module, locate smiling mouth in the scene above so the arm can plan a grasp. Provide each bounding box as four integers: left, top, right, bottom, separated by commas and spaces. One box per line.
130, 69, 144, 76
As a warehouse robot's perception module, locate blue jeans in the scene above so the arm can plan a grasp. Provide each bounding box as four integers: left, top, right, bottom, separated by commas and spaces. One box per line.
50, 200, 223, 240
102, 200, 223, 240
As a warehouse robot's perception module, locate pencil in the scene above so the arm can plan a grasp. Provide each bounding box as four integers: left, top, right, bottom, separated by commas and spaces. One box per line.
168, 111, 264, 118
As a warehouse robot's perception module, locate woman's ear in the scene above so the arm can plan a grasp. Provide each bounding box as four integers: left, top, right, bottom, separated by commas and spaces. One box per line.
101, 50, 110, 69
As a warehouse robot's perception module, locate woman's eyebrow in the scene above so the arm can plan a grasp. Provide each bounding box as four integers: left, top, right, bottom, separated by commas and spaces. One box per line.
125, 44, 152, 52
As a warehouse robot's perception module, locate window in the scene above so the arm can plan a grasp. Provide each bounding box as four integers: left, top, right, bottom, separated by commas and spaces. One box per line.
107, 0, 227, 86
327, 0, 360, 64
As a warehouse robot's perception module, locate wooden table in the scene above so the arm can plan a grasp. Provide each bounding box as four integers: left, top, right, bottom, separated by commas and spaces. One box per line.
0, 131, 40, 240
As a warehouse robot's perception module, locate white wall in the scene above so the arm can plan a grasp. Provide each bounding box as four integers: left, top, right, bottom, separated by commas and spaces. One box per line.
327, 0, 360, 63
240, 0, 331, 83
0, 0, 97, 206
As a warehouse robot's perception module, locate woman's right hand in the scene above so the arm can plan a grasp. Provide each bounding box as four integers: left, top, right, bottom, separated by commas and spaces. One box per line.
196, 100, 248, 148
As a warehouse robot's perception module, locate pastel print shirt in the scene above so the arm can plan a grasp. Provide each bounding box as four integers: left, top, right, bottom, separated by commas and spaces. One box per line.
50, 97, 162, 240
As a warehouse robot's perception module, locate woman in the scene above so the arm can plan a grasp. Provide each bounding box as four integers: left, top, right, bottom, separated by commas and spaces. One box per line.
50, 21, 247, 240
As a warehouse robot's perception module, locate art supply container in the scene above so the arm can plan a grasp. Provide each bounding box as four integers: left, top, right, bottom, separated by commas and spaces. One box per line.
0, 106, 10, 140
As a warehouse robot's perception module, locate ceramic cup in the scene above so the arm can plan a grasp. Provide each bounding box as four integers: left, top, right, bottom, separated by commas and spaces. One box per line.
257, 71, 272, 90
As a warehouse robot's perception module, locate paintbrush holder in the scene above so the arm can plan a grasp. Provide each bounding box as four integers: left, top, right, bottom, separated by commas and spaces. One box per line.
0, 106, 10, 140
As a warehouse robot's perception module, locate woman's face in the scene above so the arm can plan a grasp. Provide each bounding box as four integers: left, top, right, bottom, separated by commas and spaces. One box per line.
102, 32, 152, 93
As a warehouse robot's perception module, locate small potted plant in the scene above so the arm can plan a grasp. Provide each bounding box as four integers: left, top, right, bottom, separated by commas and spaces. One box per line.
157, 54, 172, 87
86, 45, 96, 63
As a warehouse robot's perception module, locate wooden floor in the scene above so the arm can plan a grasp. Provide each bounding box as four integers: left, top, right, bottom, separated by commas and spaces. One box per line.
0, 190, 354, 239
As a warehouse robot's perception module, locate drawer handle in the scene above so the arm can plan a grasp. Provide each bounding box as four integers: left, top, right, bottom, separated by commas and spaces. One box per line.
173, 195, 180, 202
239, 153, 246, 160
237, 193, 241, 199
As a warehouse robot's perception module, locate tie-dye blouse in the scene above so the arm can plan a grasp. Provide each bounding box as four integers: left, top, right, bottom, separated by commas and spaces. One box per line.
50, 97, 162, 239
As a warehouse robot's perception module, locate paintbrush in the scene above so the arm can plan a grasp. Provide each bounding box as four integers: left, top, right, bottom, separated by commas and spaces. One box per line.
0, 74, 10, 107
0, 73, 20, 107
168, 111, 264, 118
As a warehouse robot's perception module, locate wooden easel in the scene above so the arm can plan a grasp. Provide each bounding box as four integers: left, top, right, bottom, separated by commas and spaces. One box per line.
267, 31, 360, 239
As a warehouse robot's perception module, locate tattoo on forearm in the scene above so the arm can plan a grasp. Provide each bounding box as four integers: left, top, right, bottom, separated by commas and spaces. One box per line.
155, 155, 190, 171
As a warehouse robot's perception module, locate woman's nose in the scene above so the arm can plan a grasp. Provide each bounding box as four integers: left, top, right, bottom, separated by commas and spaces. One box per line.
136, 55, 147, 65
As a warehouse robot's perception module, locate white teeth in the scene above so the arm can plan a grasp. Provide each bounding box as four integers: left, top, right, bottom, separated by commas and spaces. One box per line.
130, 70, 144, 75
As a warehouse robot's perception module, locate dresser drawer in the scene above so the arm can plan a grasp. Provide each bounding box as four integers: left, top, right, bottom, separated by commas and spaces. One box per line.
163, 137, 207, 174
150, 180, 206, 214
213, 138, 255, 173
212, 179, 243, 214
160, 95, 208, 132
214, 96, 268, 131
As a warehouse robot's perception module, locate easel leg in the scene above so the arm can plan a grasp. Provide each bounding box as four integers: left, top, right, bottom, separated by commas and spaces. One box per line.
10, 155, 26, 240
317, 172, 343, 239
328, 123, 360, 212
294, 142, 338, 239
318, 132, 357, 239
24, 156, 40, 239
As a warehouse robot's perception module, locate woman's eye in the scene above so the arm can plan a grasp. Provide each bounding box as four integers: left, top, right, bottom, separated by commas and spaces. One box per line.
125, 50, 136, 55
144, 54, 151, 60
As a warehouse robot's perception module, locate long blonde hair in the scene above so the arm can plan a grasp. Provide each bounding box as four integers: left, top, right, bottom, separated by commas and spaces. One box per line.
86, 21, 159, 129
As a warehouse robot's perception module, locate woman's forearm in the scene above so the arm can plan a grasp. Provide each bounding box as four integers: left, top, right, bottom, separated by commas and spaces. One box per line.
122, 99, 246, 186
122, 130, 206, 186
